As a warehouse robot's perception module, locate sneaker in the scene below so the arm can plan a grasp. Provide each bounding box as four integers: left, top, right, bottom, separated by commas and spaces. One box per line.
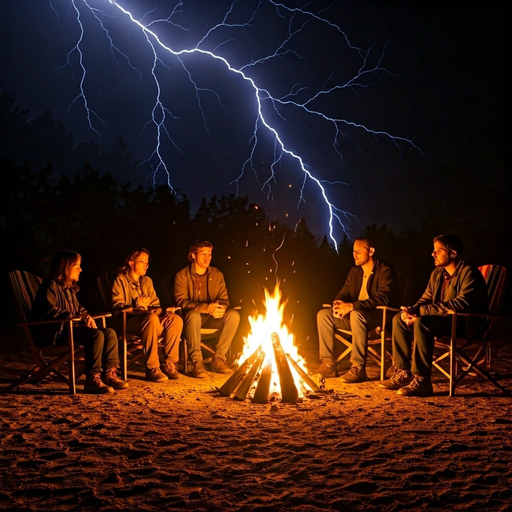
102, 368, 129, 390
190, 360, 208, 379
84, 373, 115, 394
339, 364, 367, 383
146, 367, 169, 383
162, 362, 180, 380
377, 368, 413, 390
397, 375, 434, 397
317, 361, 336, 378
212, 356, 232, 374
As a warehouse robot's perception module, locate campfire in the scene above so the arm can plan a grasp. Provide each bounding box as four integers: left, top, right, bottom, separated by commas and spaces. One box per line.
218, 284, 321, 403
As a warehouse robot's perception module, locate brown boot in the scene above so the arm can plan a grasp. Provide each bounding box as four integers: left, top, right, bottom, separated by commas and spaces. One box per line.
190, 360, 208, 379
162, 362, 180, 380
84, 373, 114, 394
146, 367, 169, 383
212, 356, 232, 374
102, 368, 129, 390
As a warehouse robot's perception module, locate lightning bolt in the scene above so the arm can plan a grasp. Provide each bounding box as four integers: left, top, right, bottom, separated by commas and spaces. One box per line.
51, 0, 422, 251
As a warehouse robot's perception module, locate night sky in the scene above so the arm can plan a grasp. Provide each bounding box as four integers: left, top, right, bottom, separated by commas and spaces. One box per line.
1, 1, 506, 247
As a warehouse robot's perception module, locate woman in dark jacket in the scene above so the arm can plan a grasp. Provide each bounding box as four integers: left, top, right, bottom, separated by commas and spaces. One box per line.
30, 250, 128, 394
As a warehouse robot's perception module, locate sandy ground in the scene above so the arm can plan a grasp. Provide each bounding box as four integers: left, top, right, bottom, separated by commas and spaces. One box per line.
1, 332, 512, 512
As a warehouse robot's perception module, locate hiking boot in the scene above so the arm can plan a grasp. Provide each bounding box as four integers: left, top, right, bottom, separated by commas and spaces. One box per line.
146, 367, 169, 383
397, 375, 434, 397
84, 373, 115, 394
377, 368, 413, 390
190, 360, 208, 379
102, 368, 129, 390
212, 356, 232, 374
317, 361, 336, 378
162, 362, 180, 380
339, 364, 367, 383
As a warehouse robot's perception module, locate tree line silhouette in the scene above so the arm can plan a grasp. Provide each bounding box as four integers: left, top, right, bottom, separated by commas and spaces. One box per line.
1, 90, 509, 352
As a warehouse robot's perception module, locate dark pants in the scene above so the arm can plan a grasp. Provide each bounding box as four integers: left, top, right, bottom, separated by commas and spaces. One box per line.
65, 326, 120, 376
181, 309, 240, 362
391, 313, 455, 377
317, 307, 383, 366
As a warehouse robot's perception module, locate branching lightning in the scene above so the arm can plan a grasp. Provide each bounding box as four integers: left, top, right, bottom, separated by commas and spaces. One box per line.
51, 0, 422, 251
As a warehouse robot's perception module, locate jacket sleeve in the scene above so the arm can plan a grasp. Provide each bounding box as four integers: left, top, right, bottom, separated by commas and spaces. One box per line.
144, 277, 160, 308
419, 266, 486, 316
111, 275, 129, 309
352, 265, 393, 310
32, 280, 85, 320
212, 270, 230, 307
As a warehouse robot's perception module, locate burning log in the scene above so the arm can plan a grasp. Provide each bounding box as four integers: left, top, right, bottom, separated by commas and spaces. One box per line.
252, 359, 272, 404
285, 353, 321, 392
233, 349, 265, 401
218, 345, 262, 397
271, 332, 298, 403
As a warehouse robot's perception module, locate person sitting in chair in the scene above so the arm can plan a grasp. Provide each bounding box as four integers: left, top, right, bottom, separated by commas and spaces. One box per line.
378, 234, 488, 397
174, 240, 240, 378
30, 250, 128, 394
316, 237, 395, 383
111, 248, 183, 383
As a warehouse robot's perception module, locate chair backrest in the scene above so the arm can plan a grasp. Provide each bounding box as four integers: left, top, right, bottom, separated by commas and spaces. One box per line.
8, 270, 43, 323
97, 272, 117, 311
478, 264, 507, 340
479, 265, 507, 316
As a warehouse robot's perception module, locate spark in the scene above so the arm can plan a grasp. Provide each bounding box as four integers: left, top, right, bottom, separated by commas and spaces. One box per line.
50, 0, 422, 251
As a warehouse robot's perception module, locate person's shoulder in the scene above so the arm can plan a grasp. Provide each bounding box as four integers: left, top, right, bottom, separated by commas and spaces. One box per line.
375, 257, 393, 271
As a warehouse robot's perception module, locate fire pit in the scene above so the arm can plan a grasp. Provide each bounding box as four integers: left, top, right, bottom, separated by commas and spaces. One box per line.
218, 285, 322, 403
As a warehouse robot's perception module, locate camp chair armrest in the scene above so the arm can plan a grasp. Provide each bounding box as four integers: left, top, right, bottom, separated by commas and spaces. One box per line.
90, 312, 112, 319
16, 317, 79, 328
445, 310, 505, 321
376, 306, 400, 312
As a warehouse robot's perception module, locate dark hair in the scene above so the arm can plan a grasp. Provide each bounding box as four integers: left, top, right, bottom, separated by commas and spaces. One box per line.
353, 237, 375, 251
433, 234, 464, 257
119, 248, 151, 274
188, 240, 213, 263
49, 250, 81, 287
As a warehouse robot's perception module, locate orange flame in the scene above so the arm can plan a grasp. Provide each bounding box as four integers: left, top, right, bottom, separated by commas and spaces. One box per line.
239, 283, 312, 398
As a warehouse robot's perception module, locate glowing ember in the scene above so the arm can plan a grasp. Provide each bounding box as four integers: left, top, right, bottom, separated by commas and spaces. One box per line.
233, 284, 314, 401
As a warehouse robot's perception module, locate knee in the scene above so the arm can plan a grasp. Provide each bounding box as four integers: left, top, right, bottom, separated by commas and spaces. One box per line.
392, 312, 403, 328
317, 308, 331, 325
104, 327, 118, 341
225, 308, 240, 326
183, 310, 201, 326
142, 312, 160, 329
349, 310, 365, 324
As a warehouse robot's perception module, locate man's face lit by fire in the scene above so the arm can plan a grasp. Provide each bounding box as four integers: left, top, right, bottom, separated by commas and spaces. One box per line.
193, 247, 212, 273
353, 240, 374, 267
432, 241, 456, 268
129, 252, 149, 279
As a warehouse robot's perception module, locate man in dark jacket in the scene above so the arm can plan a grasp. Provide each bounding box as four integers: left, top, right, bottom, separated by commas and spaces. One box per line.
316, 238, 395, 383
379, 234, 488, 397
174, 241, 240, 378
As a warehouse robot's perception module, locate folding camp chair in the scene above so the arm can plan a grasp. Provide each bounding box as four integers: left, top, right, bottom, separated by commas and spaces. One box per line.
97, 272, 146, 380
8, 270, 109, 394
323, 272, 410, 380
433, 264, 510, 396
